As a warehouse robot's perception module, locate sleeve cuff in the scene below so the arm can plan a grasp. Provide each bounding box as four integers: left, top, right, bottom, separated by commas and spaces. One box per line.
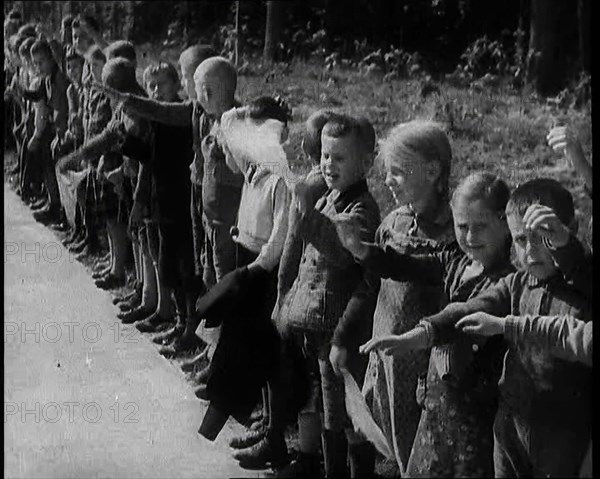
503, 315, 518, 342
417, 320, 435, 348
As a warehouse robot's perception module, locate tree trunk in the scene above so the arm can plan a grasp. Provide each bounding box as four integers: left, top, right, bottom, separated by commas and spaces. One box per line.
234, 0, 240, 66
263, 0, 283, 63
526, 0, 563, 96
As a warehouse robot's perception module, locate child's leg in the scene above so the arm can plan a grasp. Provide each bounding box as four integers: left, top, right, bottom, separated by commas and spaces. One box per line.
137, 226, 157, 311
146, 222, 171, 317
493, 407, 531, 478
132, 237, 141, 284
316, 335, 349, 479
107, 217, 128, 279
41, 132, 62, 212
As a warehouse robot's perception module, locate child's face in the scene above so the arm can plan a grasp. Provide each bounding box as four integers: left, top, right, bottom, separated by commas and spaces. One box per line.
507, 212, 558, 280
384, 151, 437, 206
320, 133, 365, 192
31, 51, 53, 77
180, 66, 196, 100
146, 72, 178, 102
90, 57, 105, 83
66, 59, 83, 85
194, 76, 218, 114
72, 27, 92, 56
452, 198, 509, 269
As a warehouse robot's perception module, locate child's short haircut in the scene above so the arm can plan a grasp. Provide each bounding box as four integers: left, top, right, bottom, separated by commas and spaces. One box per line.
304, 109, 337, 162
142, 61, 179, 86
8, 10, 22, 21
451, 172, 510, 217
17, 23, 37, 38
61, 14, 74, 30
245, 96, 292, 125
85, 44, 106, 63
102, 57, 139, 93
18, 36, 36, 60
379, 120, 452, 201
4, 18, 20, 37
178, 44, 217, 73
72, 15, 100, 34
193, 56, 237, 95
65, 46, 84, 64
30, 39, 54, 59
506, 178, 575, 227
105, 40, 136, 64
322, 114, 376, 157
9, 34, 25, 54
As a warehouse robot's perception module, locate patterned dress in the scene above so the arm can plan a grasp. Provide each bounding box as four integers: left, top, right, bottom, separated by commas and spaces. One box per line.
362, 203, 455, 473
403, 252, 515, 477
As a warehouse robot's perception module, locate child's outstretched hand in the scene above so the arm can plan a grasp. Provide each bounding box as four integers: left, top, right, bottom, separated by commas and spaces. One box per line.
455, 312, 504, 336
329, 345, 348, 377
360, 328, 427, 356
332, 213, 370, 260
523, 204, 570, 248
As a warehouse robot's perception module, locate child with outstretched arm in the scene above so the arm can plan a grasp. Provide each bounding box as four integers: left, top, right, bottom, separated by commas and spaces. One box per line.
361, 179, 591, 478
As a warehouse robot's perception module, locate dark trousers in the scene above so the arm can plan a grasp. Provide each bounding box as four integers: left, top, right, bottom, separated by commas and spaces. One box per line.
493, 404, 590, 478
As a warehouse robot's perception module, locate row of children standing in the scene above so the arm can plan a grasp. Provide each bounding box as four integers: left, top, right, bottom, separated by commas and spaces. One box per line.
4, 8, 593, 479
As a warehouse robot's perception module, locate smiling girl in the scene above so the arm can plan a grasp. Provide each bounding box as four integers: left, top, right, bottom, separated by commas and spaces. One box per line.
334, 120, 456, 474
335, 171, 515, 476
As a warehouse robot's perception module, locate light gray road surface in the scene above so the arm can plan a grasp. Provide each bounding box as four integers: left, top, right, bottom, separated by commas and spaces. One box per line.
4, 183, 267, 478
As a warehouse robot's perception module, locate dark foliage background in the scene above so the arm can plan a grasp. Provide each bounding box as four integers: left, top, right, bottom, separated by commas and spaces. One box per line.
4, 0, 591, 96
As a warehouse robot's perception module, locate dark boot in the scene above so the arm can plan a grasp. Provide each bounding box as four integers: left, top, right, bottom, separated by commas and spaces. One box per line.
348, 441, 376, 479
229, 424, 268, 449
322, 430, 348, 479
232, 429, 289, 469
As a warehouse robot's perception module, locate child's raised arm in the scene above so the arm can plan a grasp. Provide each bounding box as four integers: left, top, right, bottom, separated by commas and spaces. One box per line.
100, 84, 193, 127
457, 313, 592, 366
423, 273, 515, 345
333, 212, 457, 286
547, 125, 592, 192
523, 204, 593, 299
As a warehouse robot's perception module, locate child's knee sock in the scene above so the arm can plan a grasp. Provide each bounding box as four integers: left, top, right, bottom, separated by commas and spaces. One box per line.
153, 264, 173, 317
109, 220, 128, 278
141, 251, 158, 310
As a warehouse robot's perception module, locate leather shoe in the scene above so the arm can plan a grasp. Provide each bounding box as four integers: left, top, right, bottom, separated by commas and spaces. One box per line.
95, 273, 125, 290
135, 313, 172, 333
229, 425, 268, 449
193, 384, 209, 400
118, 306, 153, 324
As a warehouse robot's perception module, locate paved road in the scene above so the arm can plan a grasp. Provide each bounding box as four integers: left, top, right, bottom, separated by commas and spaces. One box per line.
4, 183, 266, 478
